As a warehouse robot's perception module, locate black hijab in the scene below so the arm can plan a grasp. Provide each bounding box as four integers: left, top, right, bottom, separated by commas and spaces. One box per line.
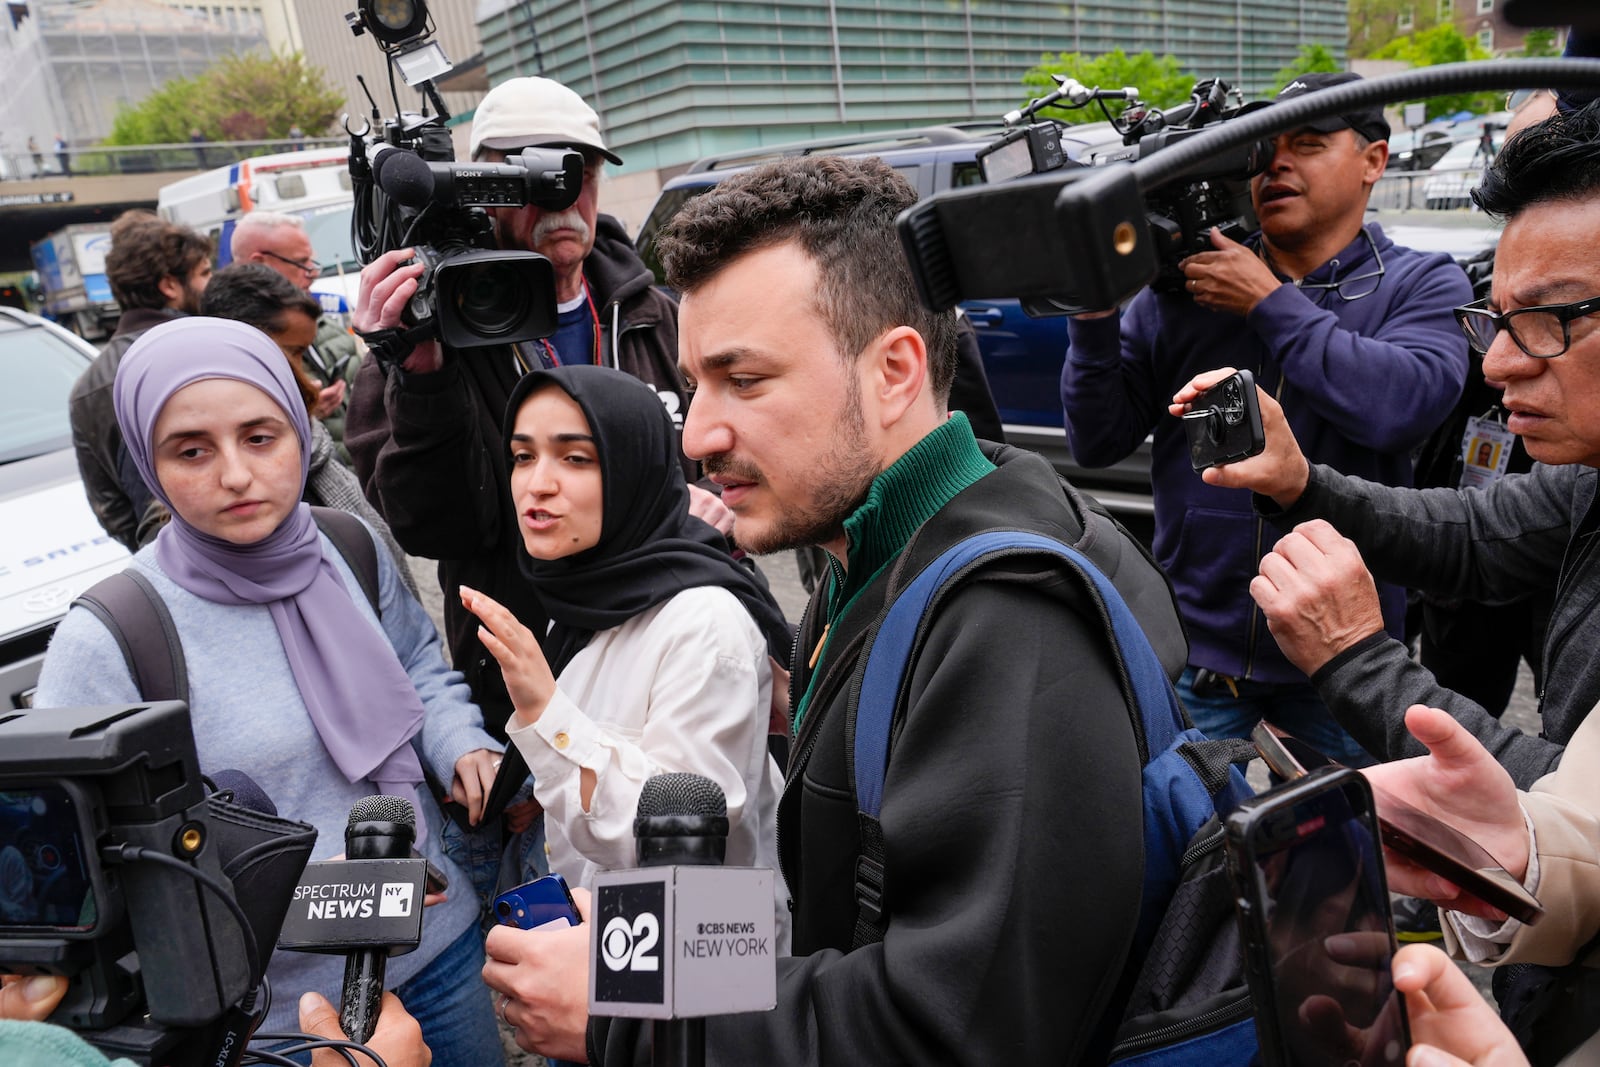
503, 365, 794, 672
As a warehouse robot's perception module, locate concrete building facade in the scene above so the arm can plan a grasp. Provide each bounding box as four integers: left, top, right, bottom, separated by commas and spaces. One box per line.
479, 0, 1349, 174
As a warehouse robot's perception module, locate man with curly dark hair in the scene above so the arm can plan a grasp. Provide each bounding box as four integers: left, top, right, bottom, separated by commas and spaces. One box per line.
479, 155, 1187, 1066
68, 211, 212, 550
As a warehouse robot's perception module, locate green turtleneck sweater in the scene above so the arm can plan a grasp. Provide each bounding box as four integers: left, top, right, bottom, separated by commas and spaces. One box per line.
791, 413, 996, 734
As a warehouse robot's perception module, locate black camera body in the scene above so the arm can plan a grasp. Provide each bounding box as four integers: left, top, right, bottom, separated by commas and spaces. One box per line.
0, 702, 315, 1066
898, 77, 1271, 315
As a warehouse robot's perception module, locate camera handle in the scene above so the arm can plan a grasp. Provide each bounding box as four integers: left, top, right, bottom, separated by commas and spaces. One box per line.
358, 322, 438, 367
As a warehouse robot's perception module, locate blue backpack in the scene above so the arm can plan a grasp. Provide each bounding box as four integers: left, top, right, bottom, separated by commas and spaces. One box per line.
847, 530, 1259, 1065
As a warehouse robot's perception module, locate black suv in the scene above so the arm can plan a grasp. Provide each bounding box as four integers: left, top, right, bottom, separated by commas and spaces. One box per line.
633, 123, 1155, 542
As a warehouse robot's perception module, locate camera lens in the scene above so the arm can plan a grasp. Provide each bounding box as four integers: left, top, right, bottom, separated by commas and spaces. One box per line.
452, 260, 530, 338
496, 900, 512, 919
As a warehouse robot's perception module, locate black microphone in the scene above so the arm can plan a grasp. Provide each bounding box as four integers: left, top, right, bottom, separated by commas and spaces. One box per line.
635, 772, 729, 868
210, 768, 278, 816
636, 774, 728, 1067
340, 795, 416, 1045
370, 146, 436, 208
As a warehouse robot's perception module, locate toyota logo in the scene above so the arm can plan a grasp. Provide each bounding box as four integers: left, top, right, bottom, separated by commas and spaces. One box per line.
24, 586, 75, 612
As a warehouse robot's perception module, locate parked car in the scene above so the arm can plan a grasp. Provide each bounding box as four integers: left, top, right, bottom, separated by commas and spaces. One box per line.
1387, 127, 1456, 171
0, 308, 131, 707
1422, 135, 1503, 210
634, 122, 1155, 540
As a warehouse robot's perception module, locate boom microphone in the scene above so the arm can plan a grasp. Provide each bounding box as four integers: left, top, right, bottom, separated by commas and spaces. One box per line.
370, 146, 436, 208
340, 795, 416, 1045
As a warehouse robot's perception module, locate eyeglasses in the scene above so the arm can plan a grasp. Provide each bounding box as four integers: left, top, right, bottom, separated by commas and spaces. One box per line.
1453, 295, 1600, 357
1292, 228, 1386, 302
260, 249, 320, 278
1505, 88, 1552, 113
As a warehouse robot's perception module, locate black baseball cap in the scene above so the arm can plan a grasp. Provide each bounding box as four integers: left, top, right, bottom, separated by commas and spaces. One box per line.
1240, 72, 1392, 143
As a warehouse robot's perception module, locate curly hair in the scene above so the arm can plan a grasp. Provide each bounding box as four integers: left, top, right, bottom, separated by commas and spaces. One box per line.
105, 214, 212, 310
658, 155, 959, 403
1474, 100, 1600, 220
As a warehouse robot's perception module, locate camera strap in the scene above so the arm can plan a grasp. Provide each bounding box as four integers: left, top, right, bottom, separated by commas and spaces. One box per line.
358, 321, 437, 367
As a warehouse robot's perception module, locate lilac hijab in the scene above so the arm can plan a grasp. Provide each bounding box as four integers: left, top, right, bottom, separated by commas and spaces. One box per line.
114, 317, 429, 837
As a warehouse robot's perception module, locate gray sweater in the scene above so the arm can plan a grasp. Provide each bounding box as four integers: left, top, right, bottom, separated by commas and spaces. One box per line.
35, 526, 498, 1035
1262, 461, 1594, 787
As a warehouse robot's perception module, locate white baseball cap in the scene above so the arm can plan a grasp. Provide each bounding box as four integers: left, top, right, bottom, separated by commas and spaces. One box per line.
469, 77, 623, 165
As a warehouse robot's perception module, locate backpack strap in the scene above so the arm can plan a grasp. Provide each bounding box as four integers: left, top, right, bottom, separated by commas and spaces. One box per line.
848, 530, 1188, 950
73, 569, 188, 705
68, 510, 381, 706
311, 506, 381, 618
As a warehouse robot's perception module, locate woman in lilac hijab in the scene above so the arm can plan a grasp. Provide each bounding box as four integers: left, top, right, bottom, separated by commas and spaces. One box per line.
34, 318, 506, 1066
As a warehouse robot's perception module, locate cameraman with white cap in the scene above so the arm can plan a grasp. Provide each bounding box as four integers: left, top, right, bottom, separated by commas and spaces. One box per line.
347, 77, 696, 754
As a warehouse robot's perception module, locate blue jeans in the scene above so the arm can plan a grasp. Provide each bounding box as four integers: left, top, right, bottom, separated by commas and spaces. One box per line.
395, 922, 506, 1067
1177, 666, 1376, 768
264, 924, 503, 1067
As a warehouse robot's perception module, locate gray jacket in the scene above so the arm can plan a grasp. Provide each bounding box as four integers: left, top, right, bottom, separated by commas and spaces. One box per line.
1262, 461, 1593, 787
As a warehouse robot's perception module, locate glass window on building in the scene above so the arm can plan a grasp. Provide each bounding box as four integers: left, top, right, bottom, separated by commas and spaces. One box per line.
1478, 25, 1494, 50
1399, 6, 1415, 30
1476, 0, 1493, 11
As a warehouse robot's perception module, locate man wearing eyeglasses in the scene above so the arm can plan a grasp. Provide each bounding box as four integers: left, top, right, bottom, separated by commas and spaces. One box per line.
1061, 71, 1472, 766
232, 211, 359, 457
1189, 101, 1600, 793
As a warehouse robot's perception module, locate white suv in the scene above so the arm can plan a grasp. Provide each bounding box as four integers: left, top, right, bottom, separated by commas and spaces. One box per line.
0, 308, 131, 707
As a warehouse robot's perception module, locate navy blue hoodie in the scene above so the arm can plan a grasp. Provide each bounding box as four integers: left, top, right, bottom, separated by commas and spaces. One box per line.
1062, 222, 1471, 683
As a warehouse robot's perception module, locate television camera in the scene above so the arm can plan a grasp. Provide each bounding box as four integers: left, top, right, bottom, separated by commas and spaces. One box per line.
344, 0, 584, 355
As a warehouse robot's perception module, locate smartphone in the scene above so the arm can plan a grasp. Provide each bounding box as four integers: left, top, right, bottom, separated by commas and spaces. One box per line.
1226, 766, 1410, 1067
1183, 369, 1266, 471
493, 873, 580, 931
1252, 722, 1544, 926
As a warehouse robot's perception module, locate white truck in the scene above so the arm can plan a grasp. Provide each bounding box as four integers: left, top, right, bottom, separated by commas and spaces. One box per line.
156, 146, 362, 317
27, 224, 118, 341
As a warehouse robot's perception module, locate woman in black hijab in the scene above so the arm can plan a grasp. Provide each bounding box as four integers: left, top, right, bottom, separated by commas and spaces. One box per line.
461, 365, 793, 921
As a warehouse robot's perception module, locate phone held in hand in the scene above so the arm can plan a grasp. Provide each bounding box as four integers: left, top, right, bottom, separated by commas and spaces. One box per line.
493, 872, 580, 931
1225, 765, 1410, 1067
1252, 722, 1544, 926
1183, 368, 1266, 471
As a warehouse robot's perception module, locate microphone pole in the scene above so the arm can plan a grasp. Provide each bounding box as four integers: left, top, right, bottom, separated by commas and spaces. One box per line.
634, 773, 730, 1067
339, 794, 418, 1044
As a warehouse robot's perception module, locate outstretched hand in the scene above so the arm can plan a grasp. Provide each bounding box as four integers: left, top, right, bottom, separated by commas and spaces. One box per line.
460, 585, 556, 728
1363, 706, 1528, 918
483, 886, 594, 1061
1169, 365, 1310, 506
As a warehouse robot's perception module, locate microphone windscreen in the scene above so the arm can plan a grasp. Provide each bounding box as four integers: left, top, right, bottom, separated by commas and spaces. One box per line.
372, 148, 435, 208
211, 769, 277, 816
348, 794, 416, 830
637, 773, 727, 820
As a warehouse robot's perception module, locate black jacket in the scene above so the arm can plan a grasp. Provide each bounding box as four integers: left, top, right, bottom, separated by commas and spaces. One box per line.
592, 443, 1180, 1065
1271, 461, 1589, 787
346, 215, 686, 736
68, 307, 185, 551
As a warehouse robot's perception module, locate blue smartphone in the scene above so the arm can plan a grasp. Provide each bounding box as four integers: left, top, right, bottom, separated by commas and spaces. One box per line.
493, 873, 580, 931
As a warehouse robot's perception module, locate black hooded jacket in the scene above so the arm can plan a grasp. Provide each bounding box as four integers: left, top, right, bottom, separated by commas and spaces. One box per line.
591, 441, 1184, 1065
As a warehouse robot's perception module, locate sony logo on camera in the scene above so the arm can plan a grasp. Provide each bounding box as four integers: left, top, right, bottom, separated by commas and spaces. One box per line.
588, 867, 776, 1020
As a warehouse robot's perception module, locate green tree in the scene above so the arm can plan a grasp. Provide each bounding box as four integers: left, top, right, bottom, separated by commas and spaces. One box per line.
1373, 25, 1499, 119
1269, 44, 1343, 94
1521, 27, 1559, 57
1347, 0, 1444, 59
1021, 49, 1198, 125
106, 52, 342, 145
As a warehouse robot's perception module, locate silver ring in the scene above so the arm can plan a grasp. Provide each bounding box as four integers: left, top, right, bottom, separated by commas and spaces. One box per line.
497, 994, 511, 1026
492, 757, 503, 770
